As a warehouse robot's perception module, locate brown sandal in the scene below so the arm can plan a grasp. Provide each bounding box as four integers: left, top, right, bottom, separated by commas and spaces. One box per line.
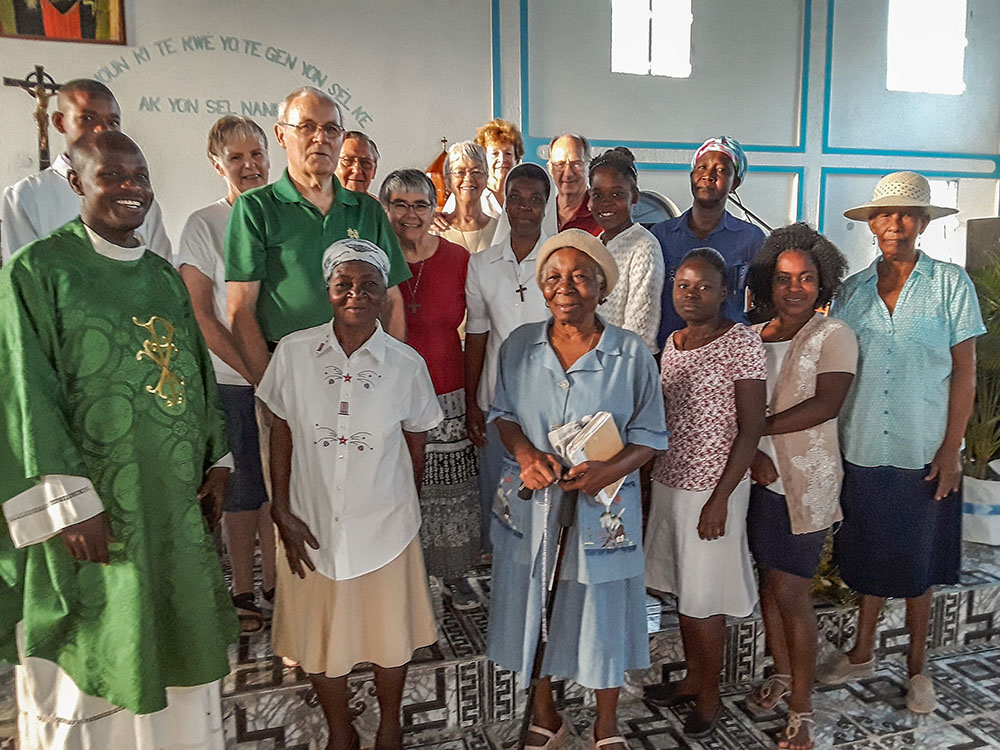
232, 592, 263, 633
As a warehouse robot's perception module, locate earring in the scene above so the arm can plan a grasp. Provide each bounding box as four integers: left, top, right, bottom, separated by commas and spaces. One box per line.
871, 235, 876, 246
917, 236, 923, 250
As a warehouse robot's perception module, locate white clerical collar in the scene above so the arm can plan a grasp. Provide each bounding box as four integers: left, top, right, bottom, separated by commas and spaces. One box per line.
83, 223, 147, 261
52, 152, 73, 179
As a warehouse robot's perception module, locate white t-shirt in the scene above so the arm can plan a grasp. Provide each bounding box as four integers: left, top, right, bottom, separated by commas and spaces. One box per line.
256, 322, 443, 580
465, 234, 550, 412
0, 153, 172, 264
759, 338, 793, 495
175, 199, 247, 386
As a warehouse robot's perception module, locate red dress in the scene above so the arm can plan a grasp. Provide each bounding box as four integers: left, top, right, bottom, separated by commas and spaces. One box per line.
400, 237, 469, 395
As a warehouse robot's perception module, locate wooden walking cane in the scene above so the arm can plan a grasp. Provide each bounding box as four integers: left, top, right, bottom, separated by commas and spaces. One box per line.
516, 486, 579, 750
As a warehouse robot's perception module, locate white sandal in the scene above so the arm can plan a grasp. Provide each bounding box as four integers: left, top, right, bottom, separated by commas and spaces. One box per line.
593, 734, 628, 750
525, 717, 567, 750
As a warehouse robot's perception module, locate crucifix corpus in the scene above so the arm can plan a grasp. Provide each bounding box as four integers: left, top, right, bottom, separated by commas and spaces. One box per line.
3, 65, 62, 171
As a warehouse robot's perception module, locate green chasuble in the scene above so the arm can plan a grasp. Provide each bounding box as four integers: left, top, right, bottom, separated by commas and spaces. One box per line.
0, 219, 239, 715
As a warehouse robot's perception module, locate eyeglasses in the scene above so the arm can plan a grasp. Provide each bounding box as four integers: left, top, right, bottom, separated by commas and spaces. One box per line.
388, 199, 434, 215
549, 159, 585, 172
279, 121, 345, 139
339, 155, 377, 172
450, 168, 486, 181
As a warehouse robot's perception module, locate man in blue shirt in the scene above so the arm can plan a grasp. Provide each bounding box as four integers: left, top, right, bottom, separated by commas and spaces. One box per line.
651, 136, 766, 350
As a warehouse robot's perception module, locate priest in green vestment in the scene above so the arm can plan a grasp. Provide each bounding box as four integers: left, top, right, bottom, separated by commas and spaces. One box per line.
0, 131, 239, 749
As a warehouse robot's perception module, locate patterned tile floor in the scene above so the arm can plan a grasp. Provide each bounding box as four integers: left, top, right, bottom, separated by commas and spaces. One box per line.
4, 543, 1000, 749
391, 645, 1000, 749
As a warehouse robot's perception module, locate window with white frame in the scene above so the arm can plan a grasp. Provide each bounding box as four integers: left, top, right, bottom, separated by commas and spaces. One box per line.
886, 0, 967, 95
611, 0, 693, 78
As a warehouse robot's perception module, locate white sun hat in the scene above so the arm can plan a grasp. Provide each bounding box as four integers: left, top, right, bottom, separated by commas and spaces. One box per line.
843, 171, 958, 222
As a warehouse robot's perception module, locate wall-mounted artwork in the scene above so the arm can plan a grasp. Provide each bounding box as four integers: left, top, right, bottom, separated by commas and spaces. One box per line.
0, 0, 125, 44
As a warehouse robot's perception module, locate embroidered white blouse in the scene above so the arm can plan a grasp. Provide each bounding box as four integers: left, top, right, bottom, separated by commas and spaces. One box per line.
257, 321, 443, 580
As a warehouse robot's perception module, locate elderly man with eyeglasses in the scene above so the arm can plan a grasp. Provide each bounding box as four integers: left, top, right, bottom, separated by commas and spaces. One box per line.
335, 130, 380, 197
226, 87, 408, 386
547, 133, 602, 236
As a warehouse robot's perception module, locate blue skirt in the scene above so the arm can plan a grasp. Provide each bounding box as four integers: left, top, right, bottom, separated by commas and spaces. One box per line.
833, 462, 961, 599
487, 522, 650, 689
747, 484, 828, 580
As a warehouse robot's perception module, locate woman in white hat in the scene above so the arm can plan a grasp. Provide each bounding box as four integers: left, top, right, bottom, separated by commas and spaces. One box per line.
486, 229, 667, 749
817, 172, 985, 715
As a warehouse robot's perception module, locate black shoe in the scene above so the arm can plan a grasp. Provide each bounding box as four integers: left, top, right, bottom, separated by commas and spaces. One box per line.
683, 705, 722, 739
643, 681, 697, 708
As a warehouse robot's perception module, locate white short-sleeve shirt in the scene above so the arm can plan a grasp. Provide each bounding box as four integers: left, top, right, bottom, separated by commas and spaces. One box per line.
176, 199, 247, 386
465, 234, 550, 412
256, 321, 443, 580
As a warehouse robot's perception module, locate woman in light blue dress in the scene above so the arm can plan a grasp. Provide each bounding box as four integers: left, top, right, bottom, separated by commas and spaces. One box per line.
486, 229, 668, 749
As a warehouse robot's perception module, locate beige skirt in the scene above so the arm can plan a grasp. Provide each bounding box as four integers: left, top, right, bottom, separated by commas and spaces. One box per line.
272, 536, 438, 677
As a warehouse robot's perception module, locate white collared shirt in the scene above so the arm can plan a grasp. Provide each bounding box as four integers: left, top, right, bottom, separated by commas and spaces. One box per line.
465, 233, 550, 412
257, 321, 443, 580
0, 153, 172, 264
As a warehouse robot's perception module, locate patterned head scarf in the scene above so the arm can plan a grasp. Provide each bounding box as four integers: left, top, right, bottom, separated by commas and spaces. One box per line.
691, 136, 748, 184
321, 238, 390, 285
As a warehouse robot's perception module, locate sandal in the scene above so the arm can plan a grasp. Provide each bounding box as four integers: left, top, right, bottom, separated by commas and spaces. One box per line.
746, 673, 791, 711
592, 726, 628, 750
776, 710, 814, 750
525, 715, 567, 750
232, 592, 263, 633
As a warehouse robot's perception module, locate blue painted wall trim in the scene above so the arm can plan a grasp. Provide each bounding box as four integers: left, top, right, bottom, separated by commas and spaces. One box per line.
821, 0, 1000, 173
491, 0, 502, 118
818, 165, 997, 232
515, 0, 813, 158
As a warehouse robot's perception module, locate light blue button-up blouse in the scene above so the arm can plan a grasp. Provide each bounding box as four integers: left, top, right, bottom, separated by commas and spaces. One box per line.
832, 252, 985, 470
487, 319, 668, 584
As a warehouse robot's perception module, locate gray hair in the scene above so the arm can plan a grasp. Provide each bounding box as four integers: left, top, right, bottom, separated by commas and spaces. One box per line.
277, 86, 343, 123
344, 130, 380, 160
378, 169, 436, 206
207, 115, 268, 163
443, 140, 488, 177
548, 133, 592, 162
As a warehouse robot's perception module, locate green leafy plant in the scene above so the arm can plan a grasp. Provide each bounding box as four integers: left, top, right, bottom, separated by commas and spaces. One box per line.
964, 256, 1000, 479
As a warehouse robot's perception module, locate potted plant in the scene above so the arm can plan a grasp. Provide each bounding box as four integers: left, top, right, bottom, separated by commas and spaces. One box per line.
963, 255, 1000, 544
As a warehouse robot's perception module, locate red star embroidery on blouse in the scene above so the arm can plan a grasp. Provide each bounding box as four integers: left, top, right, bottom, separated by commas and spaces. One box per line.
343, 374, 352, 382
338, 437, 348, 444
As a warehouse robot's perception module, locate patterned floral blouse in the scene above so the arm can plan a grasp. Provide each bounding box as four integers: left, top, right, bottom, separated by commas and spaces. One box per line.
652, 323, 766, 491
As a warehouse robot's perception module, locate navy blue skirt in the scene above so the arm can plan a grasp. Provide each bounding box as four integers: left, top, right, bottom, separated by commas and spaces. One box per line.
218, 384, 269, 513
833, 462, 961, 599
747, 484, 828, 579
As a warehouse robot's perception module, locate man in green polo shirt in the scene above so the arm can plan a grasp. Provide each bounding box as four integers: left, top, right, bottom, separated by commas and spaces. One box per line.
225, 86, 408, 384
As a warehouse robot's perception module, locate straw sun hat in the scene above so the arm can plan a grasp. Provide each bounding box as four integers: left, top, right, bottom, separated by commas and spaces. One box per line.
843, 171, 958, 222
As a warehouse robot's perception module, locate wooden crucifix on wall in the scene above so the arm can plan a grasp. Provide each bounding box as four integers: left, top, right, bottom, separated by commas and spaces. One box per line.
3, 65, 61, 170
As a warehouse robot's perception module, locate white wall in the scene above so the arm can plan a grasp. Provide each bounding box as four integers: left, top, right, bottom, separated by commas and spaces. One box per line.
1, 0, 998, 269
0, 0, 493, 242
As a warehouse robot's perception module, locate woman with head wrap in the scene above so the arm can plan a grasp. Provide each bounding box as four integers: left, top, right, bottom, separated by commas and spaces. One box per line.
650, 136, 766, 350
588, 147, 665, 352
743, 223, 856, 749
817, 173, 984, 715
257, 238, 444, 750
487, 229, 667, 749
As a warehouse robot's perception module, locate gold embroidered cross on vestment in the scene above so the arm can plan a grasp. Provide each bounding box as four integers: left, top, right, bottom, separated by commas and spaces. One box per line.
132, 315, 185, 406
